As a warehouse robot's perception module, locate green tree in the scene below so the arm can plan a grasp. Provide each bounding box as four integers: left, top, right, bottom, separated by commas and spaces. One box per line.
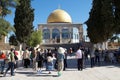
14, 0, 34, 47
27, 30, 42, 47
0, 0, 19, 39
0, 18, 14, 39
86, 0, 114, 43
114, 0, 120, 34
0, 0, 19, 17
9, 34, 18, 46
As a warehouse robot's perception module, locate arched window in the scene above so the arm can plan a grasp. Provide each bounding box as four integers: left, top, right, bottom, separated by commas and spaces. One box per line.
43, 29, 50, 39
52, 29, 60, 39
62, 29, 69, 39
73, 27, 79, 39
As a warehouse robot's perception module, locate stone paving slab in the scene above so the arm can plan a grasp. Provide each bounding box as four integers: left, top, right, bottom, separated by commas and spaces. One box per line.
0, 65, 120, 80
0, 56, 120, 80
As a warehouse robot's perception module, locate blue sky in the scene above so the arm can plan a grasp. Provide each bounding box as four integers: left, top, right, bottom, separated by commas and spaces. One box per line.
5, 0, 92, 33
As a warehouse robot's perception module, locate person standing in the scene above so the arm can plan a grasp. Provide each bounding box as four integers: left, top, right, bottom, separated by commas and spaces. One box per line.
0, 51, 6, 74
95, 49, 100, 66
90, 47, 95, 68
69, 48, 73, 56
46, 49, 53, 74
108, 50, 115, 63
4, 48, 15, 77
63, 49, 67, 71
32, 48, 37, 71
75, 47, 83, 71
13, 48, 18, 72
23, 47, 30, 68
36, 48, 44, 74
57, 47, 65, 76
29, 48, 35, 66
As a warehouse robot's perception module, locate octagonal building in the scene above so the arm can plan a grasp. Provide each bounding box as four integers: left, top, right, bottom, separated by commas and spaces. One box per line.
38, 9, 83, 44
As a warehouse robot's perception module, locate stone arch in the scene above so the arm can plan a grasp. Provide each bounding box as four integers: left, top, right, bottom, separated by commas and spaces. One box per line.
62, 29, 69, 39
52, 28, 60, 43
43, 29, 50, 39
72, 27, 79, 42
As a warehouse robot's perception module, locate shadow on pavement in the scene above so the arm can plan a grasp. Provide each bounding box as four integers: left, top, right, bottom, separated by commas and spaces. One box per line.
16, 71, 58, 77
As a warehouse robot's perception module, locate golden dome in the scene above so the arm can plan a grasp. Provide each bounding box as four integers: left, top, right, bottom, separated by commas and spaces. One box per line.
47, 9, 72, 23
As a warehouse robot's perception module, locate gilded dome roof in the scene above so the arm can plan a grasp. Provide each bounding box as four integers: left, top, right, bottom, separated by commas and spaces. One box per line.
47, 9, 72, 23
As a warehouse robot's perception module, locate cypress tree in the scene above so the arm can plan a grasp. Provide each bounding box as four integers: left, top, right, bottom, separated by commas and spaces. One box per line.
86, 0, 114, 43
99, 0, 115, 41
14, 0, 34, 45
114, 0, 120, 34
86, 0, 102, 43
9, 34, 18, 46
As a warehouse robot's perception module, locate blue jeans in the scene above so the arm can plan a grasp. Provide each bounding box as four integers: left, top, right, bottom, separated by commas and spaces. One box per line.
0, 60, 5, 73
5, 62, 15, 76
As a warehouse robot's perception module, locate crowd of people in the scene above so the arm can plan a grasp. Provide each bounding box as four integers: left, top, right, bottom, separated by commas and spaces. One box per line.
0, 48, 18, 76
0, 46, 120, 77
0, 47, 66, 77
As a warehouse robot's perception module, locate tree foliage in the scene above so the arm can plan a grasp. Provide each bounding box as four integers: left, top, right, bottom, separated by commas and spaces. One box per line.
9, 34, 18, 46
114, 0, 120, 34
14, 0, 34, 44
0, 18, 14, 39
86, 0, 115, 43
0, 0, 19, 17
0, 0, 19, 40
27, 30, 42, 47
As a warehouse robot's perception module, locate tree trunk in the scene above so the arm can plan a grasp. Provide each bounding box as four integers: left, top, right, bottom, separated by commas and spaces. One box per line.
101, 41, 108, 50
22, 42, 26, 50
19, 44, 22, 56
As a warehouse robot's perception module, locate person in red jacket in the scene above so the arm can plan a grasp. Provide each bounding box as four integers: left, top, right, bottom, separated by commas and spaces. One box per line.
0, 51, 6, 74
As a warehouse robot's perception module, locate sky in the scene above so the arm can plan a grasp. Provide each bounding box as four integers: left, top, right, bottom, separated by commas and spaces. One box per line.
5, 0, 92, 35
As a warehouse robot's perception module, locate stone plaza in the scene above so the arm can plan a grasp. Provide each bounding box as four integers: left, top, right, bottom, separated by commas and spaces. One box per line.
0, 56, 120, 80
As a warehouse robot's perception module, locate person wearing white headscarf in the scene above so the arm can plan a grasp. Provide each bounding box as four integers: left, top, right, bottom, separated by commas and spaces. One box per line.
57, 47, 65, 76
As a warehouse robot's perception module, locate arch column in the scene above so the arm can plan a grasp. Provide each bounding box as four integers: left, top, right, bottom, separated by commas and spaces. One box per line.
76, 26, 83, 42
59, 29, 62, 43
49, 28, 53, 43
69, 27, 73, 43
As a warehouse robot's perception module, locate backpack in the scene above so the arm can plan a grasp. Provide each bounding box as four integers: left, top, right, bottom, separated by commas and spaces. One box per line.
14, 54, 18, 60
36, 52, 44, 61
30, 51, 35, 59
14, 51, 18, 60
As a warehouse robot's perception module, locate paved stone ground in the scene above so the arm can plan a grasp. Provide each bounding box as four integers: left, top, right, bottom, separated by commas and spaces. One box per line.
0, 56, 120, 80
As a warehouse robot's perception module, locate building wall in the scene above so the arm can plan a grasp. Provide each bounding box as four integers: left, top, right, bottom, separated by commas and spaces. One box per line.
38, 23, 83, 44
0, 36, 11, 50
